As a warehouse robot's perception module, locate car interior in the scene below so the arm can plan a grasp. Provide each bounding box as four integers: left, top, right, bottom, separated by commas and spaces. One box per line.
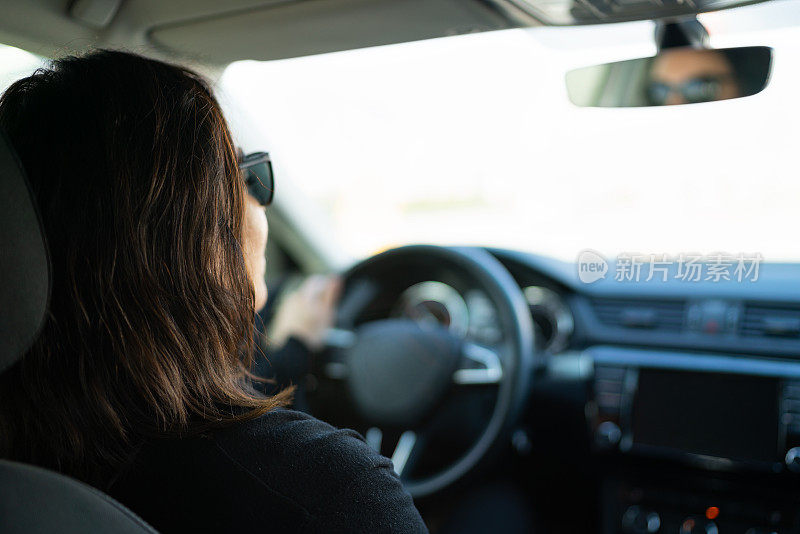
2, 0, 800, 532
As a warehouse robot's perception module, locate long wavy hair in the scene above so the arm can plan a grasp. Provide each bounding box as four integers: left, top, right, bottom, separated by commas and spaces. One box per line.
0, 50, 290, 486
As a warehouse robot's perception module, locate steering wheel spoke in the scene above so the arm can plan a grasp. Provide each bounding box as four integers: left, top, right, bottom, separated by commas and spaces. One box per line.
324, 327, 357, 349
391, 430, 419, 477
453, 342, 503, 385
365, 426, 383, 452
364, 427, 425, 478
319, 328, 357, 379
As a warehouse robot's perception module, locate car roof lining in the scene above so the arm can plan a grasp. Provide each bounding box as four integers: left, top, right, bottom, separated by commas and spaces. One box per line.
0, 0, 535, 68
149, 0, 524, 63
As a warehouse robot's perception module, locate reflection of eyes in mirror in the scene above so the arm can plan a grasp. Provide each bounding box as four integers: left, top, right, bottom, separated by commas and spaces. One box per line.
646, 75, 735, 106
566, 46, 772, 108
648, 49, 740, 105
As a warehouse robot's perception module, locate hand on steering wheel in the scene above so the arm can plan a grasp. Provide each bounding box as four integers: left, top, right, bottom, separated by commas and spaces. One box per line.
269, 275, 342, 351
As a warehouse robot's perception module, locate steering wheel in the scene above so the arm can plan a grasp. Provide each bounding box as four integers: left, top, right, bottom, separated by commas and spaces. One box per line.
310, 245, 538, 498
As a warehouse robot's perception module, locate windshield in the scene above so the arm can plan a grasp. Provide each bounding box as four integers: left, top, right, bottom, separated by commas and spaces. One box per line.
219, 1, 800, 265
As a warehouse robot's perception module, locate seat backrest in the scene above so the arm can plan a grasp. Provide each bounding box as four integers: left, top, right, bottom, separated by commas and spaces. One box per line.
0, 130, 48, 372
0, 131, 157, 533
0, 460, 158, 534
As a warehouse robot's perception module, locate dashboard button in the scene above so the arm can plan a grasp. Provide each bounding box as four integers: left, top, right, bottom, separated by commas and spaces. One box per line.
784, 447, 800, 472
622, 506, 660, 533
680, 517, 717, 534
595, 421, 622, 448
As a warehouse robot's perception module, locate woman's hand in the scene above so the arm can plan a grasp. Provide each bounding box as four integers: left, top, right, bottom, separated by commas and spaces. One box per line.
268, 275, 342, 351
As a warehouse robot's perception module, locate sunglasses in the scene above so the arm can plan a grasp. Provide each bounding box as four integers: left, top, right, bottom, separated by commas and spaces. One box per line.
238, 151, 274, 206
647, 75, 733, 106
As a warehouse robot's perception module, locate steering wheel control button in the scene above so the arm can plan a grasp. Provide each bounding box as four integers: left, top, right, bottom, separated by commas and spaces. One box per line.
622, 506, 661, 533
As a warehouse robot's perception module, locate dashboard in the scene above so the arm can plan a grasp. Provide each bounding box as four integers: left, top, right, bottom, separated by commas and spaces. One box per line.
383, 248, 800, 533
489, 248, 800, 534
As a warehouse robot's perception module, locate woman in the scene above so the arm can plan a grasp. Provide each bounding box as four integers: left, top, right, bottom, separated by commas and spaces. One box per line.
0, 50, 426, 533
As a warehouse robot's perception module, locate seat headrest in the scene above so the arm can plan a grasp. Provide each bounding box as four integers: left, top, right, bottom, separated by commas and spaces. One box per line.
0, 132, 49, 373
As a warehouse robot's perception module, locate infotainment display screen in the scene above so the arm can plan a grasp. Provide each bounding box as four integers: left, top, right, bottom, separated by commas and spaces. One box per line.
632, 369, 780, 463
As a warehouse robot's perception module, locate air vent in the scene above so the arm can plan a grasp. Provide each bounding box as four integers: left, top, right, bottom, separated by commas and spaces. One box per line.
740, 303, 800, 339
591, 298, 686, 331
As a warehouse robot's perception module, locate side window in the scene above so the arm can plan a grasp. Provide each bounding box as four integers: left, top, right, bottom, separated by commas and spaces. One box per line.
265, 237, 300, 286
0, 44, 46, 94
261, 237, 302, 323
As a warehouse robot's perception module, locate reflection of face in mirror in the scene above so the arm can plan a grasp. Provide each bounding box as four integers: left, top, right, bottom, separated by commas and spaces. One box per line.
565, 46, 770, 108
647, 49, 741, 106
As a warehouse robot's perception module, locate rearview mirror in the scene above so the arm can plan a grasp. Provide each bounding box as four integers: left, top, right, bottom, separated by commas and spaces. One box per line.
565, 46, 772, 108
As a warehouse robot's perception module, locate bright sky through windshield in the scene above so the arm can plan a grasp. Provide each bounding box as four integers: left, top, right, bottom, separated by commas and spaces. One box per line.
220, 0, 800, 265
0, 3, 796, 268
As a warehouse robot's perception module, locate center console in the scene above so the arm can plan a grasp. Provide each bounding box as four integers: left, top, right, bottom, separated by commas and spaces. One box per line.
589, 347, 800, 533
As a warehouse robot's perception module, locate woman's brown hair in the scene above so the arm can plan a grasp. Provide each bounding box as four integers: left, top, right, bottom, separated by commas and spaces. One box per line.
0, 50, 290, 486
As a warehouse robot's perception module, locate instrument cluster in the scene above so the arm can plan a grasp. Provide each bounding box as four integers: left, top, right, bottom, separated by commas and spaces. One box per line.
392, 280, 574, 352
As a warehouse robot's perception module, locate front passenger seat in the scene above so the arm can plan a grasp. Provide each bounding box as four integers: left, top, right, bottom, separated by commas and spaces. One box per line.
0, 132, 157, 534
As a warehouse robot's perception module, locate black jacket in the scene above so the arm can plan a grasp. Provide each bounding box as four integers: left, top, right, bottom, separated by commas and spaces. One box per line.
108, 408, 427, 533
107, 340, 428, 533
